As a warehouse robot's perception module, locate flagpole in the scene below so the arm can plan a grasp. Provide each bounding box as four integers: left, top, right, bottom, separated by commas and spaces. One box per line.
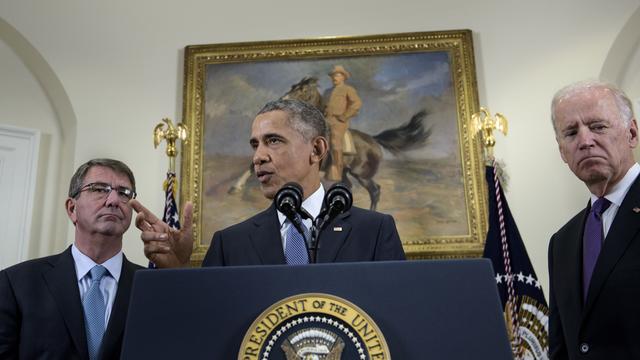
154, 118, 188, 173
475, 108, 550, 359
472, 107, 522, 357
151, 118, 189, 268
471, 107, 508, 163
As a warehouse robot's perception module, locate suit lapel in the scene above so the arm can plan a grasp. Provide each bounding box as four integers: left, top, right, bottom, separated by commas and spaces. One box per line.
560, 204, 590, 321
250, 205, 286, 264
317, 211, 351, 263
584, 175, 640, 317
43, 247, 89, 359
247, 205, 353, 264
101, 256, 138, 359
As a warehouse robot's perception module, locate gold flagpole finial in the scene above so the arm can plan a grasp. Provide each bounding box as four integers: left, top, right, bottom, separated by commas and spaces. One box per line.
153, 118, 188, 172
471, 107, 508, 161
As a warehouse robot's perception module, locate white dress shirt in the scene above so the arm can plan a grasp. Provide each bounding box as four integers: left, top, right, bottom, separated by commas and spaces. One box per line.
71, 244, 122, 326
592, 163, 640, 238
277, 184, 325, 249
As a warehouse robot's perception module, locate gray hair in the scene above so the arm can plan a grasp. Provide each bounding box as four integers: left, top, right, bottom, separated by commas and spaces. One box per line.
68, 158, 136, 198
257, 99, 328, 141
551, 80, 635, 133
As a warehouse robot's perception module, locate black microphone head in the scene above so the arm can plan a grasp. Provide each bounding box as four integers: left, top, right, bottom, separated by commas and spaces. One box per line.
324, 182, 353, 215
274, 182, 304, 217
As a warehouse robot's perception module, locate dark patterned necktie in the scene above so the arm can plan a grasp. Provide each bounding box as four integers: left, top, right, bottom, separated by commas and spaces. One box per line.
284, 215, 310, 265
582, 197, 611, 302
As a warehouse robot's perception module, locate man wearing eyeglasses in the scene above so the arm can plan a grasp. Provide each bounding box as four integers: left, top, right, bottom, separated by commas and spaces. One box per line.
0, 158, 143, 360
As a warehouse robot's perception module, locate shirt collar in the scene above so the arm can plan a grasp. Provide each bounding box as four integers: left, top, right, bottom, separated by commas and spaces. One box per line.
277, 183, 325, 226
591, 163, 640, 207
71, 243, 123, 282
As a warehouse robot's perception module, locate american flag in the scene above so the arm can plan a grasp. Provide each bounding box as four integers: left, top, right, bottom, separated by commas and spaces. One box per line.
162, 172, 181, 231
149, 172, 181, 269
483, 161, 549, 360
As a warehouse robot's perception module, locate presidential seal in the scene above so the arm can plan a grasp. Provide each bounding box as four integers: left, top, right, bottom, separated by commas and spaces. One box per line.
238, 293, 390, 360
516, 296, 549, 360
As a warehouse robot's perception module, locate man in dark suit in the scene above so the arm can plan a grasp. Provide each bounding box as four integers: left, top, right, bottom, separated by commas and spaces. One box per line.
548, 81, 640, 359
202, 204, 403, 266
132, 99, 404, 267
0, 158, 143, 359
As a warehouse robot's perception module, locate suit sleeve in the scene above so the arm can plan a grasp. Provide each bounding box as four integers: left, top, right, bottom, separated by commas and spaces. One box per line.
202, 231, 224, 267
0, 270, 19, 358
548, 235, 568, 360
374, 214, 405, 261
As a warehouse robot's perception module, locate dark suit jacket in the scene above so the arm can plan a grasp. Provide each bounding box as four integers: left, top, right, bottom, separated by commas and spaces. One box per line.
548, 175, 640, 359
0, 246, 143, 360
203, 205, 405, 266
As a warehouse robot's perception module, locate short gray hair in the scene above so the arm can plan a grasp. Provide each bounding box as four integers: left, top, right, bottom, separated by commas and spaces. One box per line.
68, 158, 136, 198
551, 80, 635, 132
257, 99, 328, 141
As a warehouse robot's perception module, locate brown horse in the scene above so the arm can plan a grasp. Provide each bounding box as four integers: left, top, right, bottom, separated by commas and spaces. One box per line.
229, 76, 431, 210
282, 76, 431, 210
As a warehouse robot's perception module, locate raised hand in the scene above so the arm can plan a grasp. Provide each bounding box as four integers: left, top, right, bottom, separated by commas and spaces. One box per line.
130, 199, 194, 268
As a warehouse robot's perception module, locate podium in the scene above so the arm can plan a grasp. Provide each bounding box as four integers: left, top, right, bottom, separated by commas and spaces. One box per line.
122, 259, 512, 359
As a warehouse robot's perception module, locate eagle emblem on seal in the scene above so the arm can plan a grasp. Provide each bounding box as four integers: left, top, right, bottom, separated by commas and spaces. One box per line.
281, 328, 345, 360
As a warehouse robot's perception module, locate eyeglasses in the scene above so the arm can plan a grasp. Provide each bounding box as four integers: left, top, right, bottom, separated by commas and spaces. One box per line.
74, 182, 136, 202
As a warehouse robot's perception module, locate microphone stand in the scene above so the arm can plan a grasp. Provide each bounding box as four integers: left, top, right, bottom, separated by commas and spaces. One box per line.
308, 210, 332, 264
308, 224, 319, 264
297, 207, 317, 264
306, 183, 352, 264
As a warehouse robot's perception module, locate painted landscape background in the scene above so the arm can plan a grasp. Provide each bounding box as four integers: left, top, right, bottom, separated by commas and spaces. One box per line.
200, 52, 468, 246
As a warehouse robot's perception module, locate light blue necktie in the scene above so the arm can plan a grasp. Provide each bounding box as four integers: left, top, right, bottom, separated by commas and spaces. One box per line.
83, 265, 108, 360
285, 215, 310, 265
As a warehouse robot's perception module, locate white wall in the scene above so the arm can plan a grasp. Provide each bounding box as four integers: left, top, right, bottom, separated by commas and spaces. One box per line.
0, 20, 69, 261
0, 125, 39, 268
602, 6, 640, 128
1, 0, 639, 296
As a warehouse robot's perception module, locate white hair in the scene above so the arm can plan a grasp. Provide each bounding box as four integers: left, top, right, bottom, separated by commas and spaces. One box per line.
550, 80, 634, 133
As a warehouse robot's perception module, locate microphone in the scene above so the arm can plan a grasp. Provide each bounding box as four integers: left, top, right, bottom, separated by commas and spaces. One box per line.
309, 183, 353, 263
274, 182, 304, 220
323, 183, 353, 219
314, 183, 353, 231
274, 182, 312, 243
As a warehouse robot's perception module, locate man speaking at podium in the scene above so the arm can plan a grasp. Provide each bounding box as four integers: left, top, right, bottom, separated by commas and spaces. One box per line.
132, 99, 405, 267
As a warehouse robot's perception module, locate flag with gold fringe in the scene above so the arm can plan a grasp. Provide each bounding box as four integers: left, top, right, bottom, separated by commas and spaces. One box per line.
149, 172, 181, 269
162, 172, 181, 231
483, 160, 549, 360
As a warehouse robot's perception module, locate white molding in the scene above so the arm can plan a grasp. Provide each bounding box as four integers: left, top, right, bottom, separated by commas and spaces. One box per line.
0, 124, 40, 268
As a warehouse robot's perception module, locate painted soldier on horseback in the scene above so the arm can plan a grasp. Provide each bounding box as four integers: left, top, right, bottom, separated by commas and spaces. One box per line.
324, 65, 362, 181
230, 75, 431, 211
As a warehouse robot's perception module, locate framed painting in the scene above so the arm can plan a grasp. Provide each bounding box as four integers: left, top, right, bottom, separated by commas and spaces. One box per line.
180, 30, 487, 262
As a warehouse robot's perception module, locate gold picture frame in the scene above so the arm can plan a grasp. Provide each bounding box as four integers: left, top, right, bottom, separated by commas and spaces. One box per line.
180, 30, 487, 263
